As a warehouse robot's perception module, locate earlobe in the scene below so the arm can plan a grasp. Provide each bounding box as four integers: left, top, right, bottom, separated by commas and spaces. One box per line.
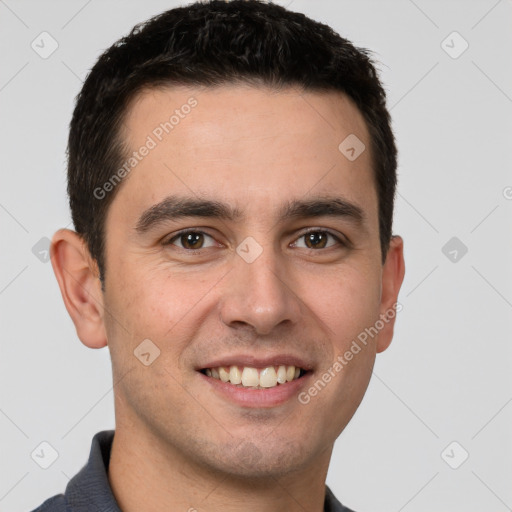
376, 235, 405, 353
50, 228, 108, 349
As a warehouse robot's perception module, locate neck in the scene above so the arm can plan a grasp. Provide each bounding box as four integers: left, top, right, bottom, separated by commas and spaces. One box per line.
108, 420, 332, 512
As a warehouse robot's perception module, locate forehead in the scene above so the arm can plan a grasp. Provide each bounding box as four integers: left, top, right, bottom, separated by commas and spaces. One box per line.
123, 83, 370, 154
112, 84, 377, 225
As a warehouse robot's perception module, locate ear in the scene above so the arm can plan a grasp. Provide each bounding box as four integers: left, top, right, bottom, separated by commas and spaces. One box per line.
376, 235, 405, 353
50, 228, 108, 349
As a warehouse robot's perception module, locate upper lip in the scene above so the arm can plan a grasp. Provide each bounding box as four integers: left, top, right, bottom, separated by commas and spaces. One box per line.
197, 354, 314, 371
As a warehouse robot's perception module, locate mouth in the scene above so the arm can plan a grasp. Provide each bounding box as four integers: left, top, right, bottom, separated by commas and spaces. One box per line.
199, 365, 309, 390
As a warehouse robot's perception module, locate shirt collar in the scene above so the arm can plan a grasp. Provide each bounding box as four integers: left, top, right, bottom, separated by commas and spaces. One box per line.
64, 430, 121, 512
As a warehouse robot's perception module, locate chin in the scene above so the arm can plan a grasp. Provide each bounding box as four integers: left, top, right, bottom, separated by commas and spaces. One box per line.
202, 437, 319, 481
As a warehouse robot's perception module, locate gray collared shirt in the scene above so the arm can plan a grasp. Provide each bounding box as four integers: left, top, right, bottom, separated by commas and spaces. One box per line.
30, 430, 355, 512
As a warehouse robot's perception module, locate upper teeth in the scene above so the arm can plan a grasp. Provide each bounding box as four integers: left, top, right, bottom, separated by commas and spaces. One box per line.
204, 365, 302, 388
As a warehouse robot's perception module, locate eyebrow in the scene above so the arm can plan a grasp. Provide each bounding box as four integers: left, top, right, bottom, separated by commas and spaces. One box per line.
135, 194, 365, 234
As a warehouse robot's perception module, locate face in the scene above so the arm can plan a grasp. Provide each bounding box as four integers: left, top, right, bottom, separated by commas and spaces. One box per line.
96, 84, 402, 479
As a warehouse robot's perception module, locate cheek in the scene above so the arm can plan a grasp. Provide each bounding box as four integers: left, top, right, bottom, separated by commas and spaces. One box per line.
107, 263, 215, 352
317, 262, 382, 351
306, 265, 381, 428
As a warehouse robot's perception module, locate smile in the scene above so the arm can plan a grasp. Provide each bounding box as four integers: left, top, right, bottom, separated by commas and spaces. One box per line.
200, 365, 308, 389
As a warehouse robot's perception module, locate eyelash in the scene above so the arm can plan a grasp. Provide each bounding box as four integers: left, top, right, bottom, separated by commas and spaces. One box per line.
163, 228, 347, 251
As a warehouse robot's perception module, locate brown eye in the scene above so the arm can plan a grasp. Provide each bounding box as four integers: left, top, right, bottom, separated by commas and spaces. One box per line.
292, 230, 342, 250
180, 232, 204, 249
304, 231, 328, 249
167, 231, 216, 250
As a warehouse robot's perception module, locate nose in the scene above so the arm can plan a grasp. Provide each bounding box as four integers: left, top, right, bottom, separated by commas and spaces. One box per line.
218, 243, 302, 336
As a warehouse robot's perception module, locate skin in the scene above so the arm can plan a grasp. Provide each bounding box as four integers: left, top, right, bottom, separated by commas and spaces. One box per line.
51, 84, 405, 512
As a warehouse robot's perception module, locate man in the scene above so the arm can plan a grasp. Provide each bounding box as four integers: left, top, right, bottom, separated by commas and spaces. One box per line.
34, 1, 405, 510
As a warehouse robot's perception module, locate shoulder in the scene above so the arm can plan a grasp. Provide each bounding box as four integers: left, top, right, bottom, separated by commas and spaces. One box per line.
29, 494, 67, 512
28, 429, 117, 512
325, 485, 358, 512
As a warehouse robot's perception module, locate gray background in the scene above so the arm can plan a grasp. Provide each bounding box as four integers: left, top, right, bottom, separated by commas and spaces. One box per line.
1, 1, 511, 511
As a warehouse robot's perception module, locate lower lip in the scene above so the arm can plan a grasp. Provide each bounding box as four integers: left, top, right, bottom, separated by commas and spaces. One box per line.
199, 371, 312, 408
